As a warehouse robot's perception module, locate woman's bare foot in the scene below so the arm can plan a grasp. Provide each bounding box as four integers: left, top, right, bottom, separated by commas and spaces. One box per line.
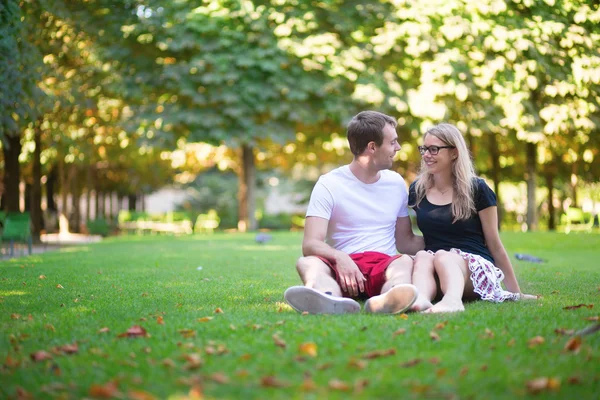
410, 295, 433, 312
423, 297, 465, 313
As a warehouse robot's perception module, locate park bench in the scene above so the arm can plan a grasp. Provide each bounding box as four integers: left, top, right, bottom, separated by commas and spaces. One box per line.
561, 207, 595, 234
194, 210, 220, 233
118, 211, 193, 235
1, 212, 33, 256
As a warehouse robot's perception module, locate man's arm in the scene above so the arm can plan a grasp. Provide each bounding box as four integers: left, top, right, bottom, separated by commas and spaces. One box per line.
302, 216, 365, 296
395, 216, 425, 255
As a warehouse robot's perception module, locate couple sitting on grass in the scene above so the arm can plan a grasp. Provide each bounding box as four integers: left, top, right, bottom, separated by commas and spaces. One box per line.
284, 111, 536, 315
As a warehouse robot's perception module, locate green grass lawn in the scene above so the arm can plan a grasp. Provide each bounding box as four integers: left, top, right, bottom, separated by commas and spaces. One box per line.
1, 231, 599, 399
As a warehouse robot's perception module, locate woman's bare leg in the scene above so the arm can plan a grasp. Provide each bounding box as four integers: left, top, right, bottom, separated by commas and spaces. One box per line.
424, 250, 474, 313
410, 251, 436, 311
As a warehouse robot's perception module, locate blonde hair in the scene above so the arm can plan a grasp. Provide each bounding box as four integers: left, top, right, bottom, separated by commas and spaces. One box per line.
414, 123, 476, 222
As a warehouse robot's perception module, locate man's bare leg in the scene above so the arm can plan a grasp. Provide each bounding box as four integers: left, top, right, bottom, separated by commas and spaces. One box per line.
410, 251, 436, 311
296, 256, 342, 296
364, 255, 418, 314
284, 256, 360, 314
424, 251, 473, 313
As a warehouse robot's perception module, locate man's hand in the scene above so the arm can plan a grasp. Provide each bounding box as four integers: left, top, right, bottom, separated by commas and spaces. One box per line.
334, 253, 366, 297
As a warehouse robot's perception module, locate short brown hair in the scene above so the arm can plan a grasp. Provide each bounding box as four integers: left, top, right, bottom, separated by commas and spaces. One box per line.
347, 111, 397, 156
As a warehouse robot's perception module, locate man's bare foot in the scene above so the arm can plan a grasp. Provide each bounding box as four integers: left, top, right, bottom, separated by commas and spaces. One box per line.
423, 298, 465, 313
410, 295, 433, 312
364, 284, 418, 314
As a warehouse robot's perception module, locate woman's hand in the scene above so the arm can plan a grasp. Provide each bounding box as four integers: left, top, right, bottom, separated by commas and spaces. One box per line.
519, 293, 539, 300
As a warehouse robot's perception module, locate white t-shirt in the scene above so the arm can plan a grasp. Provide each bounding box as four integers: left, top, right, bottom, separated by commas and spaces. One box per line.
306, 165, 409, 256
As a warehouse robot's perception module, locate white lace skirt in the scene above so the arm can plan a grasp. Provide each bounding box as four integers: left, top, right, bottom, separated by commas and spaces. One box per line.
450, 248, 520, 302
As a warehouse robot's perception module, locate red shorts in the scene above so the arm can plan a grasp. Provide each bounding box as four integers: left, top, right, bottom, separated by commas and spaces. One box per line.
317, 252, 402, 298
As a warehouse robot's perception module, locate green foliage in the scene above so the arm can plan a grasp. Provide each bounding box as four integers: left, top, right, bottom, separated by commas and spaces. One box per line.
1, 232, 599, 398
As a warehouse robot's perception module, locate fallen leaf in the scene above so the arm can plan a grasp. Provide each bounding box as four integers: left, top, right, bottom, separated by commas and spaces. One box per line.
39, 275, 47, 280
11, 313, 21, 320
214, 308, 224, 314
56, 343, 78, 355
260, 375, 288, 388
298, 342, 317, 357
301, 311, 309, 316
15, 387, 32, 400
89, 381, 120, 398
236, 369, 249, 378
434, 321, 448, 330
398, 313, 409, 320
188, 385, 203, 400
526, 377, 560, 394
527, 336, 545, 348
507, 338, 516, 347
401, 358, 422, 368
30, 351, 53, 362
209, 372, 229, 384
585, 316, 599, 321
551, 290, 559, 294
436, 368, 447, 377
362, 348, 396, 359
393, 328, 406, 336
161, 359, 175, 368
198, 317, 213, 322
98, 327, 110, 334
239, 353, 251, 361
329, 379, 351, 391
156, 316, 164, 325
354, 378, 369, 393
430, 331, 440, 341
564, 336, 582, 353
428, 357, 441, 365
118, 325, 149, 338
56, 284, 64, 289
348, 359, 367, 370
5, 355, 20, 368
460, 366, 469, 376
301, 376, 317, 391
128, 390, 157, 400
563, 304, 593, 310
45, 324, 55, 332
482, 328, 495, 339
178, 329, 196, 338
481, 364, 488, 371
554, 328, 575, 336
567, 376, 582, 385
317, 362, 333, 370
183, 353, 203, 370
272, 334, 286, 349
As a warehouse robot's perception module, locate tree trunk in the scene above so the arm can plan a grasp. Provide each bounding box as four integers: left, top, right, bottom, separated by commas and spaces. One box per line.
545, 170, 555, 230
25, 183, 32, 212
570, 164, 578, 207
525, 142, 538, 231
237, 144, 256, 232
59, 158, 68, 217
488, 132, 502, 230
2, 134, 22, 212
71, 168, 82, 233
31, 124, 43, 241
46, 166, 57, 212
128, 194, 137, 211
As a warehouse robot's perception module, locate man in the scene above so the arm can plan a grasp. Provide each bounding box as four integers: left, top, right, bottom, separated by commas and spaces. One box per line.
284, 111, 424, 314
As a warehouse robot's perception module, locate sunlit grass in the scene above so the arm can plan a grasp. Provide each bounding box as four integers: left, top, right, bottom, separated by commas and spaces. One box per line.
0, 231, 599, 399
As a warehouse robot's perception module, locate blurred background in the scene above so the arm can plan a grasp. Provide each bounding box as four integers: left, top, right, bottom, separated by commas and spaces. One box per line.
1, 0, 599, 241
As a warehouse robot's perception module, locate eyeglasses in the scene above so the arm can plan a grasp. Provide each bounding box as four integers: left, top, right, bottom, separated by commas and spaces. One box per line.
418, 145, 455, 155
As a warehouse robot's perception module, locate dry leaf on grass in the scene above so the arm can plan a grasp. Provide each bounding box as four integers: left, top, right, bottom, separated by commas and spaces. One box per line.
178, 329, 196, 338
527, 336, 545, 348
361, 348, 396, 359
118, 325, 149, 338
526, 377, 560, 394
398, 313, 409, 320
89, 381, 120, 398
329, 379, 351, 391
260, 375, 288, 388
209, 372, 229, 384
56, 284, 64, 289
301, 376, 317, 391
183, 353, 203, 370
564, 336, 582, 353
401, 358, 422, 368
56, 343, 78, 355
39, 275, 46, 280
298, 342, 317, 357
554, 328, 575, 336
393, 328, 406, 336
128, 390, 157, 400
585, 316, 599, 321
156, 316, 164, 325
430, 331, 440, 341
348, 359, 367, 370
214, 308, 224, 314
198, 317, 213, 322
272, 334, 286, 349
563, 304, 593, 310
354, 378, 369, 393
434, 321, 448, 330
567, 376, 582, 385
30, 351, 53, 362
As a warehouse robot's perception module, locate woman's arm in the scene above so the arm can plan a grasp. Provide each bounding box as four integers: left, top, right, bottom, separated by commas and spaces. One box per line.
479, 207, 522, 293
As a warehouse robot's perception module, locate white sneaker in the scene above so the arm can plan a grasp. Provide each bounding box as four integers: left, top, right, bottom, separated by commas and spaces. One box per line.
284, 286, 361, 314
364, 284, 419, 314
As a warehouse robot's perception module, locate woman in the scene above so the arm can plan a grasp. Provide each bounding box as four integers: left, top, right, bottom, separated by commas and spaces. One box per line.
408, 123, 535, 313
